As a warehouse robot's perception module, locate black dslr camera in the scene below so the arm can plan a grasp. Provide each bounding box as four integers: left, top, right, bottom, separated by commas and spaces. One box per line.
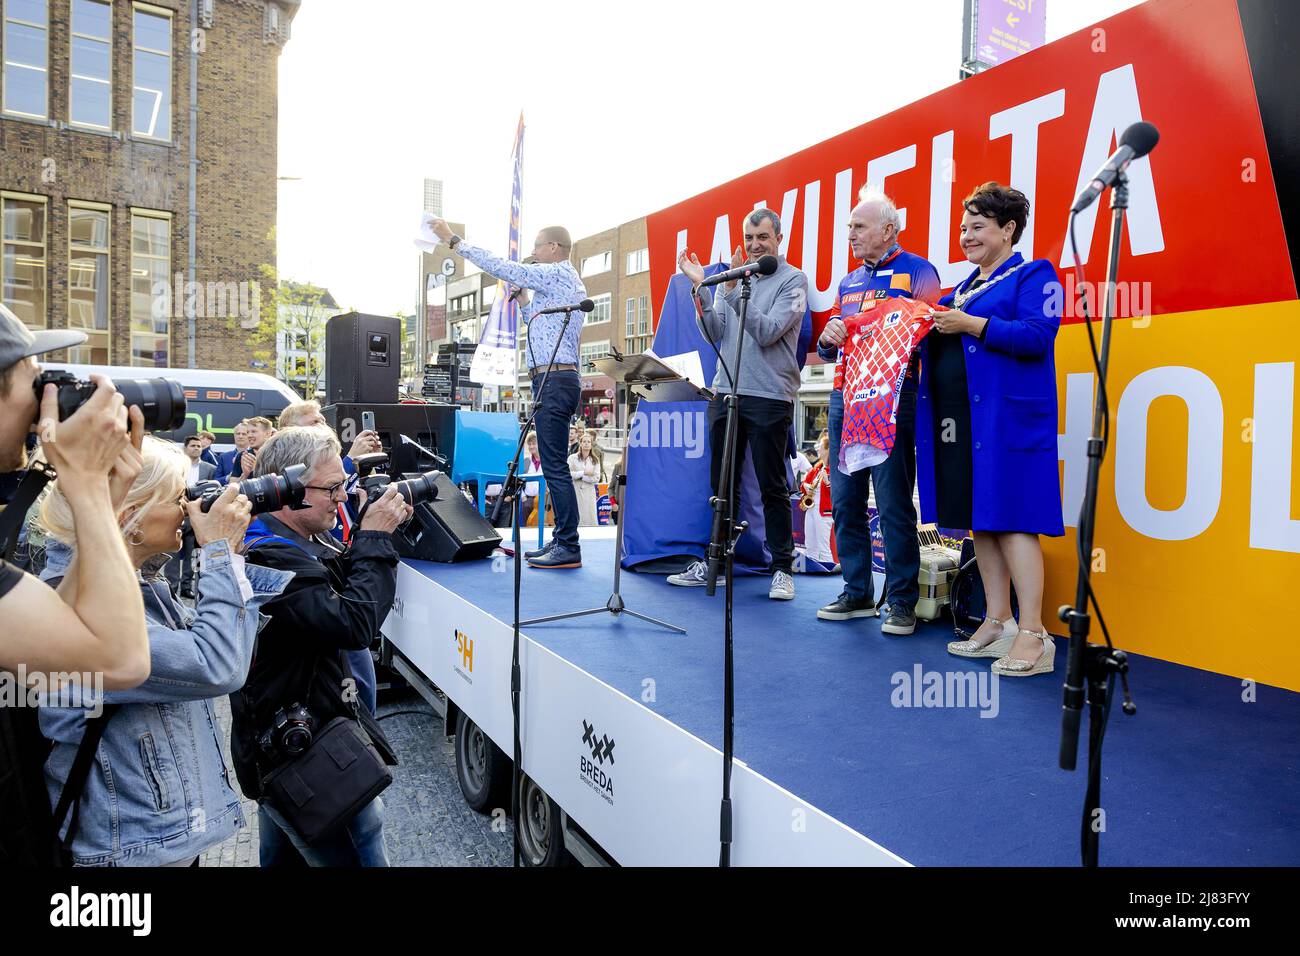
352, 452, 440, 509
185, 463, 309, 516
258, 703, 315, 760
34, 370, 187, 432
358, 471, 441, 508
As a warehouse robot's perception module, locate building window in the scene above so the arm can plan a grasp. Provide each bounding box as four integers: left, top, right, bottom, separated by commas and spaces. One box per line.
625, 296, 635, 338
626, 248, 648, 275
263, 0, 290, 44
132, 4, 171, 140
130, 210, 170, 367
585, 292, 611, 326
450, 292, 476, 319
802, 402, 829, 444
579, 251, 610, 278
3, 0, 48, 119
1, 193, 47, 329
70, 0, 112, 129
580, 340, 609, 368
67, 203, 111, 364
638, 295, 649, 335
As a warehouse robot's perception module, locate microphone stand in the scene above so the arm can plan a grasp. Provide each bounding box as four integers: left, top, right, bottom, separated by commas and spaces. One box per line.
1058, 171, 1137, 867
490, 304, 578, 868
704, 272, 752, 868
520, 352, 684, 634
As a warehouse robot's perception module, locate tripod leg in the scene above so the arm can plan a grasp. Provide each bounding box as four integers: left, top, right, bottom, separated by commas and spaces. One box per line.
620, 608, 688, 634
520, 607, 610, 626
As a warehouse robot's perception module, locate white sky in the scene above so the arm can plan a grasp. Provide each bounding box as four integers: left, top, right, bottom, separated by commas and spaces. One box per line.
275, 0, 1144, 315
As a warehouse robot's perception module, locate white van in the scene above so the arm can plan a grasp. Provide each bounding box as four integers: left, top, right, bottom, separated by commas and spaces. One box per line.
41, 364, 301, 452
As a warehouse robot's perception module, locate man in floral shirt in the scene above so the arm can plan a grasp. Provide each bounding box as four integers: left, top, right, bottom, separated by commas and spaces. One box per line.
430, 218, 588, 569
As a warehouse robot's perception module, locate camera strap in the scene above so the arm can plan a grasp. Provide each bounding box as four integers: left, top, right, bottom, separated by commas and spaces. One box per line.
0, 461, 56, 562
50, 703, 121, 862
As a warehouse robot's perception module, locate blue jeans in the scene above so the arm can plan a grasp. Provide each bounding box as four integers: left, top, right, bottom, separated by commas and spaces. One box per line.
344, 648, 377, 715
531, 370, 582, 550
258, 797, 390, 867
828, 387, 919, 609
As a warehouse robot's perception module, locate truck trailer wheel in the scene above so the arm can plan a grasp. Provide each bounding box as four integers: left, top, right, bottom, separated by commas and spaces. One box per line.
517, 773, 565, 867
454, 710, 509, 813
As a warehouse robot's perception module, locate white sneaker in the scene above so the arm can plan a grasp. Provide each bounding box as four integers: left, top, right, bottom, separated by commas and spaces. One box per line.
667, 560, 723, 587
769, 570, 795, 600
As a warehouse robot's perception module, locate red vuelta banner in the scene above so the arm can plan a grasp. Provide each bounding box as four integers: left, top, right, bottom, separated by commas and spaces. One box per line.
645, 0, 1295, 342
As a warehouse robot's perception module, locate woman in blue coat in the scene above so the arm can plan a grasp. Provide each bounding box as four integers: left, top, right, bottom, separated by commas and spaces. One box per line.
916, 182, 1064, 678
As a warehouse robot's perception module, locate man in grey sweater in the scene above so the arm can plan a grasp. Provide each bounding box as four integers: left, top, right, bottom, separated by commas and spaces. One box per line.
670, 208, 808, 600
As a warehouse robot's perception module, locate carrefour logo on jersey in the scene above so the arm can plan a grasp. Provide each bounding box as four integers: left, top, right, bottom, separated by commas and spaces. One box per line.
852, 383, 891, 404
579, 719, 615, 805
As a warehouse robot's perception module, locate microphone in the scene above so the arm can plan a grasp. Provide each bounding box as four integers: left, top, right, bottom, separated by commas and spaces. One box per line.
534, 298, 595, 316
1071, 121, 1160, 214
696, 254, 780, 288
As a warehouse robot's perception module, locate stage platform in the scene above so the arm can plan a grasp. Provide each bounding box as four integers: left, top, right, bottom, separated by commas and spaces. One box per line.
389, 530, 1300, 866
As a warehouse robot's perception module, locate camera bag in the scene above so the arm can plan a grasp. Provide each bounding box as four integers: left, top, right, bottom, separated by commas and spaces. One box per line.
257, 649, 392, 846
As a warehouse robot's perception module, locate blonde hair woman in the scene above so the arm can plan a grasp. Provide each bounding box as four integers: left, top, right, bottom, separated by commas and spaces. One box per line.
37, 436, 292, 866
568, 432, 602, 527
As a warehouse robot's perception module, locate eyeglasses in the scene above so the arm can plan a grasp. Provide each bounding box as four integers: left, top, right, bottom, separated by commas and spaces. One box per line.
304, 479, 348, 499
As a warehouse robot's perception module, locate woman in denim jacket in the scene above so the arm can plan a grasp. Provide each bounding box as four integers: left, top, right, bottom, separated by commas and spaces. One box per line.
37, 435, 293, 866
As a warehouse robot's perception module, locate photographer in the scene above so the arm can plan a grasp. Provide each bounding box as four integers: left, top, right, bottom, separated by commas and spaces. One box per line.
274, 403, 383, 713
37, 438, 292, 866
231, 416, 275, 483
0, 307, 148, 687
229, 426, 412, 867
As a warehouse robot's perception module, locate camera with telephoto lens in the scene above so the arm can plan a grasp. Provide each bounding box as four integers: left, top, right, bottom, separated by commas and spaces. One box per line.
185, 463, 309, 515
33, 370, 187, 432
359, 470, 440, 508
258, 703, 315, 760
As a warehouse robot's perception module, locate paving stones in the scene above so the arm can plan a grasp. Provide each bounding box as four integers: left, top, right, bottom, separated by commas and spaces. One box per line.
201, 690, 515, 867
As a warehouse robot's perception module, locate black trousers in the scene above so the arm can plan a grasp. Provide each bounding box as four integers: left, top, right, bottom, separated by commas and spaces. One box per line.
707, 394, 795, 573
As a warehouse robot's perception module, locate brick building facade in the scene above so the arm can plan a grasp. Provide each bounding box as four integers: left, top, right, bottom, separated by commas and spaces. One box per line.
550, 217, 651, 427
0, 0, 297, 371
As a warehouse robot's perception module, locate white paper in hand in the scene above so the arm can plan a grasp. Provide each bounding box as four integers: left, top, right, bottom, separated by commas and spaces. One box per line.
414, 211, 441, 252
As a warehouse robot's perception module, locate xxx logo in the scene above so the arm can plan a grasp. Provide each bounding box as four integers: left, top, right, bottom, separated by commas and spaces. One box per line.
581, 720, 616, 765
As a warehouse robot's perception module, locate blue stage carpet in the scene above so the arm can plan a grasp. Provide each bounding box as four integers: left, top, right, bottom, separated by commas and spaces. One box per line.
407, 539, 1300, 866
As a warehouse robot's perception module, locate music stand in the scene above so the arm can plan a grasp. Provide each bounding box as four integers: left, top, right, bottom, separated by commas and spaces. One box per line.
518, 350, 700, 634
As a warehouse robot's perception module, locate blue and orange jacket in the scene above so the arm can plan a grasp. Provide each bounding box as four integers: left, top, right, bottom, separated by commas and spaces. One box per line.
816, 244, 941, 391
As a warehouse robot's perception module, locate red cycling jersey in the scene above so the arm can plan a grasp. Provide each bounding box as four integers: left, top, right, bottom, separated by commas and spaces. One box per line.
837, 296, 940, 473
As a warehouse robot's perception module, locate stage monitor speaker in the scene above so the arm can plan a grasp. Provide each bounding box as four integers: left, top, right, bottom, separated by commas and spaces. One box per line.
395, 473, 500, 563
322, 402, 457, 478
326, 312, 402, 404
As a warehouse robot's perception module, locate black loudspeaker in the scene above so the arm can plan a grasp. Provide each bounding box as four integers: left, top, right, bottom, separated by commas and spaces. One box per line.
322, 402, 457, 478
326, 312, 402, 404
395, 473, 500, 562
